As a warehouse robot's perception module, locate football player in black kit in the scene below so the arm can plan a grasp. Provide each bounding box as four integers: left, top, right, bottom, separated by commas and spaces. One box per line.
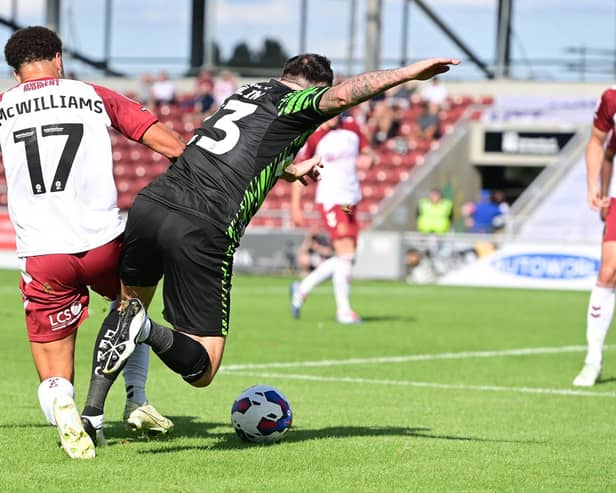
80, 54, 460, 440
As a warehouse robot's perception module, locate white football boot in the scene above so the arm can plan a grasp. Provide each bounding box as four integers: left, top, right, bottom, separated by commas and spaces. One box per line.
572, 363, 601, 387
336, 310, 362, 325
53, 395, 95, 459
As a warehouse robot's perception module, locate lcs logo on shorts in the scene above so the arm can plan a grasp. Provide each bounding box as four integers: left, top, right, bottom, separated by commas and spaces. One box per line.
49, 301, 83, 331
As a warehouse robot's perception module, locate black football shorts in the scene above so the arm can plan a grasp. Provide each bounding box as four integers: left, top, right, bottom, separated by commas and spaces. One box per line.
121, 195, 234, 337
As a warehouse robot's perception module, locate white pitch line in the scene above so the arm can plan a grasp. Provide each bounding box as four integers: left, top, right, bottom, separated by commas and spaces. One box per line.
221, 345, 611, 371
223, 371, 616, 398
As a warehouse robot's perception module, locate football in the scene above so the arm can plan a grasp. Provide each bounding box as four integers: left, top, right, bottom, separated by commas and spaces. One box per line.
231, 384, 293, 443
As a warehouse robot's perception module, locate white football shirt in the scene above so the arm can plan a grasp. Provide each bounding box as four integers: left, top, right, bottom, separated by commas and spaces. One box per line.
0, 77, 157, 256
296, 117, 367, 210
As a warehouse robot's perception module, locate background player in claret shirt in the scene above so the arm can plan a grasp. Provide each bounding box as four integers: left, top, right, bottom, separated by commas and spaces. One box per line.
0, 26, 184, 458
573, 89, 616, 386
290, 113, 375, 324
84, 54, 459, 423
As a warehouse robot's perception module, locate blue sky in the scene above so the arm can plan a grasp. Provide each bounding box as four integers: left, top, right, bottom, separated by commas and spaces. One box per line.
0, 0, 615, 80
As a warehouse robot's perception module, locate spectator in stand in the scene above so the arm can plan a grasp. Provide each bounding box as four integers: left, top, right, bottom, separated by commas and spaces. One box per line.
467, 189, 502, 233
410, 100, 441, 143
372, 101, 403, 147
420, 76, 448, 108
213, 70, 237, 107
491, 190, 509, 231
419, 101, 441, 140
416, 188, 453, 234
151, 70, 177, 106
390, 81, 415, 108
194, 73, 216, 116
366, 93, 387, 142
138, 72, 154, 106
295, 228, 334, 278
196, 67, 214, 87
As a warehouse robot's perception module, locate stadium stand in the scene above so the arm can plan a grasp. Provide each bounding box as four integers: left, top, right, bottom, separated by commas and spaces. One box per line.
0, 83, 494, 246
251, 92, 493, 230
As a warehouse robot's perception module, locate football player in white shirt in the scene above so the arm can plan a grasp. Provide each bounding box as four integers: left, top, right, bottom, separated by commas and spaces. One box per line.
574, 89, 616, 386
290, 114, 375, 323
1, 26, 185, 458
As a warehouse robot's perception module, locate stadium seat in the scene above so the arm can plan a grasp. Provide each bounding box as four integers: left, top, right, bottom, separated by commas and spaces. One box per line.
479, 95, 494, 105
134, 165, 147, 177
116, 179, 131, 193
302, 200, 316, 212
261, 197, 282, 210
113, 164, 127, 177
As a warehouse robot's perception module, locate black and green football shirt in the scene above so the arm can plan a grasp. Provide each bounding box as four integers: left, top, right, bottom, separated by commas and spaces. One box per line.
140, 80, 330, 244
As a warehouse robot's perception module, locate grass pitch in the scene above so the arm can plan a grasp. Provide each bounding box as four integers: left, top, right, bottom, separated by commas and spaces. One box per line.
0, 269, 615, 492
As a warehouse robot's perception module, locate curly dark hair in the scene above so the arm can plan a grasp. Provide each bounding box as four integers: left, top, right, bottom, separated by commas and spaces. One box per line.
4, 26, 62, 71
281, 53, 333, 86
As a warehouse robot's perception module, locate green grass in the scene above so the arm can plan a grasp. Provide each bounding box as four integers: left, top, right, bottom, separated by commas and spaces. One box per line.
0, 269, 615, 492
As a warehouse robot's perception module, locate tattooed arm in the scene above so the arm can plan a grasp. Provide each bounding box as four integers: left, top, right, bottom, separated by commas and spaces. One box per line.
318, 57, 460, 114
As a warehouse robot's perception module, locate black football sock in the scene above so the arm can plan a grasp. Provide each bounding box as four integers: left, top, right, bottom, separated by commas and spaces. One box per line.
146, 320, 211, 383
83, 309, 125, 417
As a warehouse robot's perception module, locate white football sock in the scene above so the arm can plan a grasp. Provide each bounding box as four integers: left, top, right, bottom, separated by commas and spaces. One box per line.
298, 256, 338, 301
585, 285, 615, 366
122, 342, 149, 405
333, 254, 354, 314
84, 413, 104, 430
38, 377, 74, 426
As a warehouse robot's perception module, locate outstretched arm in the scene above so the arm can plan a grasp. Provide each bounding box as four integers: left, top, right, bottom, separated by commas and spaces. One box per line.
318, 58, 460, 114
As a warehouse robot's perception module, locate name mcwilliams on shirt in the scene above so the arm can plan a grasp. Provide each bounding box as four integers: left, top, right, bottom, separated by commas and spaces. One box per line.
0, 94, 104, 125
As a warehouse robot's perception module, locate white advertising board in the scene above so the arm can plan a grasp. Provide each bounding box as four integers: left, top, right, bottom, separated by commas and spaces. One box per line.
439, 243, 601, 291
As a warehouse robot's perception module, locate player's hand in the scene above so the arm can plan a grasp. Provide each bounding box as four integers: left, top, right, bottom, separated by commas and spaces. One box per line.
588, 184, 610, 211
404, 58, 461, 81
357, 152, 376, 170
282, 156, 323, 186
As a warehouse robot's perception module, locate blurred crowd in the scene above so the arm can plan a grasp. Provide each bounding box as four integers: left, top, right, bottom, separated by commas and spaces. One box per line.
417, 186, 509, 235
137, 68, 239, 118
348, 76, 450, 154
130, 69, 456, 158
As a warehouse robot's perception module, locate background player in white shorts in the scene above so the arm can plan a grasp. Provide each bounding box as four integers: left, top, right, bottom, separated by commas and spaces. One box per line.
574, 86, 616, 386
290, 113, 375, 323
1, 26, 185, 458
